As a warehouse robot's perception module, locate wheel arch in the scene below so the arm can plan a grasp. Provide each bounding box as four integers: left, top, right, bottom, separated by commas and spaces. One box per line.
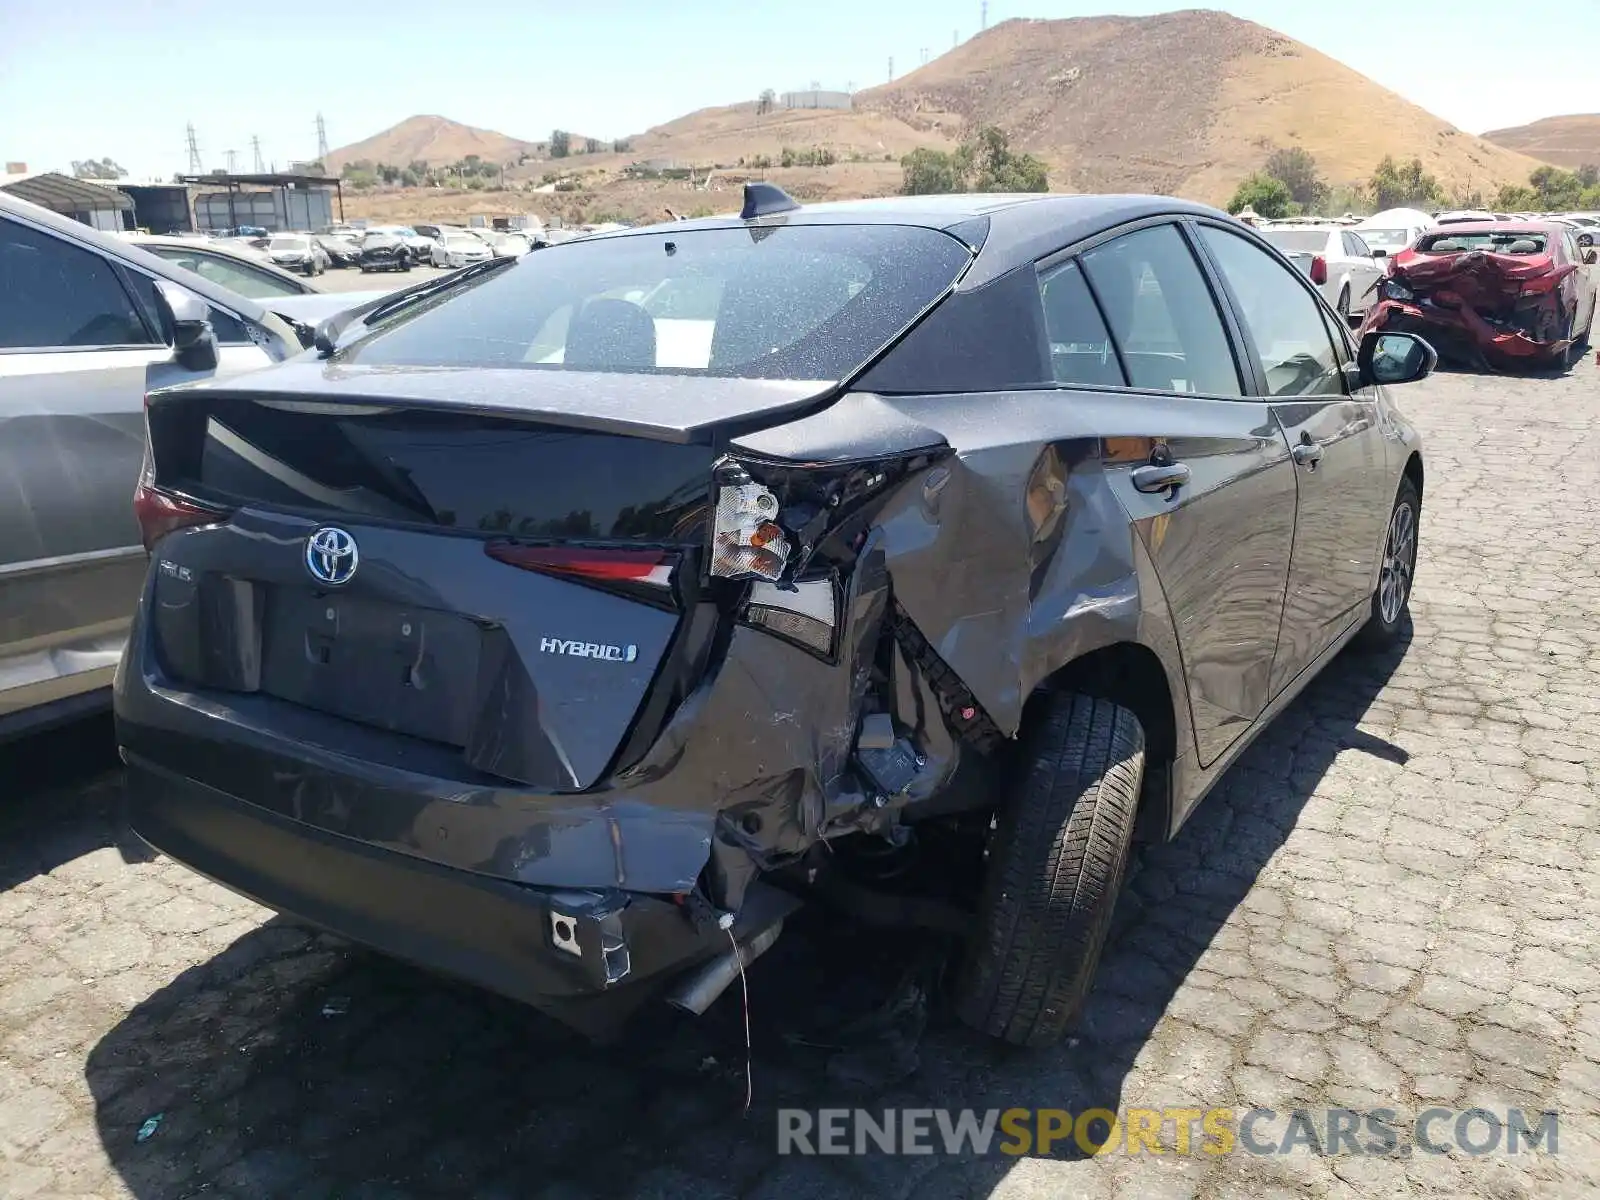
1403, 450, 1423, 501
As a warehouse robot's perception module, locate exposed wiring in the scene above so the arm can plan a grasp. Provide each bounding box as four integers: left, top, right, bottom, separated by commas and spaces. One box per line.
721, 916, 753, 1114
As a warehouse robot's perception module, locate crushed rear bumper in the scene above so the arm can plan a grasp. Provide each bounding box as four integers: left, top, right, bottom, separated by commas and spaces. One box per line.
124, 754, 746, 1036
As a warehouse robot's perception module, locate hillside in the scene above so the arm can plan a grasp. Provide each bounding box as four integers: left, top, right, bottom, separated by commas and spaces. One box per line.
852, 12, 1541, 204
1483, 114, 1600, 171
324, 115, 543, 171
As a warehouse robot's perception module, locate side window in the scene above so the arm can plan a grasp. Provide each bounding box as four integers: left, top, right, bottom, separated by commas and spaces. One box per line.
0, 217, 156, 350
1198, 225, 1344, 398
1079, 223, 1241, 396
1343, 232, 1371, 258
1037, 259, 1126, 387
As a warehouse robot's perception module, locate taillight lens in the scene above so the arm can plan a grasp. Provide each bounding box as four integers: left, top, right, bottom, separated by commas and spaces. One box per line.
133, 479, 226, 551
485, 543, 675, 587
1519, 272, 1561, 296
709, 459, 789, 582
744, 578, 837, 655
1310, 255, 1328, 285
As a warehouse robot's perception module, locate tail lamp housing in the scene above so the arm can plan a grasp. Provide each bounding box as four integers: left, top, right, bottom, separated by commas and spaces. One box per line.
1309, 255, 1328, 286
132, 450, 226, 551
709, 459, 789, 582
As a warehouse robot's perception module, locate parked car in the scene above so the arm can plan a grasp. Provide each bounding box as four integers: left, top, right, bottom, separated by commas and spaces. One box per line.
431, 231, 495, 269
480, 230, 534, 258
0, 192, 339, 738
315, 234, 363, 268
1363, 222, 1597, 369
393, 226, 437, 262
357, 229, 414, 273
119, 186, 1432, 1048
1353, 207, 1437, 259
129, 235, 327, 299
266, 233, 329, 276
1258, 223, 1385, 323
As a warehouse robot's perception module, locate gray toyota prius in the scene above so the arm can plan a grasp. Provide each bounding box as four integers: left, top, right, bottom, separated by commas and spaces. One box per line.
116, 186, 1430, 1046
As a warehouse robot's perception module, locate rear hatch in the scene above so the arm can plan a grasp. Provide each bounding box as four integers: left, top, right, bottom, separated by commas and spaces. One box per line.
137, 218, 974, 795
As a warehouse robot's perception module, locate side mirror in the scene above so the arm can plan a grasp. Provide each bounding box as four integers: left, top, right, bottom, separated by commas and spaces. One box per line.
152, 280, 219, 372
1585, 249, 1598, 265
1358, 330, 1436, 387
1370, 248, 1388, 259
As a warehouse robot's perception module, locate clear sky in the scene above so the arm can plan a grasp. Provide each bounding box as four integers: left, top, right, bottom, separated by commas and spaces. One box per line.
1, 0, 1590, 180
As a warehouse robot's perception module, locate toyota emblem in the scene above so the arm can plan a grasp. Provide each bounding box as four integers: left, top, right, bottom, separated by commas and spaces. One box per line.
305, 526, 359, 586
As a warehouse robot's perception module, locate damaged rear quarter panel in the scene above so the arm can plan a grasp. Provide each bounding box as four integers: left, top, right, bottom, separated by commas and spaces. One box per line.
746, 390, 1191, 748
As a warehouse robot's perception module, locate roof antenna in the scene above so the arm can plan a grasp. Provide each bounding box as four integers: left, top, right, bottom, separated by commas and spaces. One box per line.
740, 181, 800, 220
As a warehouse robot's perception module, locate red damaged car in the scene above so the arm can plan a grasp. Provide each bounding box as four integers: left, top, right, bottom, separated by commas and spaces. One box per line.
1362, 222, 1597, 369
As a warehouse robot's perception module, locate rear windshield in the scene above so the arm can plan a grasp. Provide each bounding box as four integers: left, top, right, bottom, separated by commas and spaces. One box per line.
340, 224, 972, 379
1355, 228, 1410, 252
270, 236, 307, 250
1417, 231, 1547, 255
1261, 230, 1329, 253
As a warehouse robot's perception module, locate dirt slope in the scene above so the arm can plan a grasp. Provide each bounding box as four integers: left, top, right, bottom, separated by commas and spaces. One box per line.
855, 12, 1541, 203
1483, 114, 1600, 171
324, 115, 542, 171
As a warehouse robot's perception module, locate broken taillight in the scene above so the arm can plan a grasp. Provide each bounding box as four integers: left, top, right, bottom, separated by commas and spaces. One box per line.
485, 544, 675, 587
709, 459, 790, 582
1310, 255, 1328, 285
133, 453, 227, 551
744, 578, 837, 656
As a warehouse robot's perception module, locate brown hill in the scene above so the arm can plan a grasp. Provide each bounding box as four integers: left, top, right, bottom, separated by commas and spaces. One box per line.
325, 115, 543, 171
852, 11, 1541, 204
1483, 114, 1600, 171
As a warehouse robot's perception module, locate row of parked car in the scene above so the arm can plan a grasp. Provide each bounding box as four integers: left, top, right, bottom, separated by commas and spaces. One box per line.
1249, 207, 1598, 370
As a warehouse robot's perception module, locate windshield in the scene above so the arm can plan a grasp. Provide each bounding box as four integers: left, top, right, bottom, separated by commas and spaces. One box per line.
1417, 231, 1548, 255
445, 235, 479, 248
1262, 230, 1331, 254
269, 236, 308, 251
1356, 228, 1411, 252
341, 224, 971, 379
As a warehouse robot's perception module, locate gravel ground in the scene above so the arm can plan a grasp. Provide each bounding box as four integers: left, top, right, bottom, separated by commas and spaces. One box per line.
1, 359, 1599, 1198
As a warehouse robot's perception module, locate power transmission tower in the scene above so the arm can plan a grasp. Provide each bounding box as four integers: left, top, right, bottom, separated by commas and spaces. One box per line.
981, 0, 988, 30
315, 113, 330, 162
920, 47, 930, 65
251, 136, 264, 173
953, 29, 959, 48
185, 123, 203, 174
224, 149, 238, 173
887, 56, 893, 81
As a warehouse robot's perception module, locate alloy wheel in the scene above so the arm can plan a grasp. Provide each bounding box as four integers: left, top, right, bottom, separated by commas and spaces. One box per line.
1379, 501, 1415, 624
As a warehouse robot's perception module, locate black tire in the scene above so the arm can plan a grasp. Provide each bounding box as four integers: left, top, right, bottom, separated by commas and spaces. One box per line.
1357, 476, 1420, 649
955, 693, 1144, 1048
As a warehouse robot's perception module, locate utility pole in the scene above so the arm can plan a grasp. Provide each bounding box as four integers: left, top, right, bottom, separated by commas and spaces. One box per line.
185, 123, 203, 174
251, 135, 264, 173
315, 113, 330, 163
887, 56, 893, 81
224, 149, 238, 173
981, 0, 988, 30
920, 47, 930, 66
953, 29, 959, 48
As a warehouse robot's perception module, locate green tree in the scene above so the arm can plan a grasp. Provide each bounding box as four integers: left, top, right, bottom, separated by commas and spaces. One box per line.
1495, 183, 1540, 211
1369, 156, 1443, 209
376, 162, 401, 185
70, 157, 126, 180
612, 138, 633, 154
1227, 172, 1294, 220
1262, 146, 1327, 210
900, 126, 1047, 196
550, 130, 571, 159
1529, 165, 1582, 210
900, 147, 962, 195
1576, 164, 1599, 190
585, 137, 602, 154
399, 168, 421, 187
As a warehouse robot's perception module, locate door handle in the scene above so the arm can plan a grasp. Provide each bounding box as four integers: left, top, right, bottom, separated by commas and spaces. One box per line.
1131, 462, 1191, 493
1292, 442, 1325, 467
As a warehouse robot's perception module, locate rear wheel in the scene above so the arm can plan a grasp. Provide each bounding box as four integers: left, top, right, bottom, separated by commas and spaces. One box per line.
1357, 476, 1420, 649
955, 693, 1144, 1048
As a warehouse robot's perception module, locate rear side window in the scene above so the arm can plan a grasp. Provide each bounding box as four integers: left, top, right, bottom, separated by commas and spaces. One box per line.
1037, 259, 1126, 388
342, 224, 972, 381
0, 217, 156, 350
1079, 224, 1241, 396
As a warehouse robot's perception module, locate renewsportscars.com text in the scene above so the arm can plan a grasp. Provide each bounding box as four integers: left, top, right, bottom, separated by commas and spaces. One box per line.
776, 1107, 1559, 1158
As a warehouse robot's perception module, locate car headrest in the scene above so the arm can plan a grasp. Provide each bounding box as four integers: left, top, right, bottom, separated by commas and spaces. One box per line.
564, 298, 656, 371
1504, 239, 1540, 255
1429, 240, 1463, 253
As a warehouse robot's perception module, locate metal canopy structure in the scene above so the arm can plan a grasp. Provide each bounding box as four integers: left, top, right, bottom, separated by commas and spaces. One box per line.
0, 172, 132, 213
178, 171, 345, 226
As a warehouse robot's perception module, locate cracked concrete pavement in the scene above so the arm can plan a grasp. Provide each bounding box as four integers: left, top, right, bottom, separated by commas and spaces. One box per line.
1, 361, 1599, 1198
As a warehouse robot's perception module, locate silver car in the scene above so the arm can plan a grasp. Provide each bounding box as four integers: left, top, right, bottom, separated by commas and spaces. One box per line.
1258, 224, 1386, 323
265, 233, 329, 276
0, 192, 364, 737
